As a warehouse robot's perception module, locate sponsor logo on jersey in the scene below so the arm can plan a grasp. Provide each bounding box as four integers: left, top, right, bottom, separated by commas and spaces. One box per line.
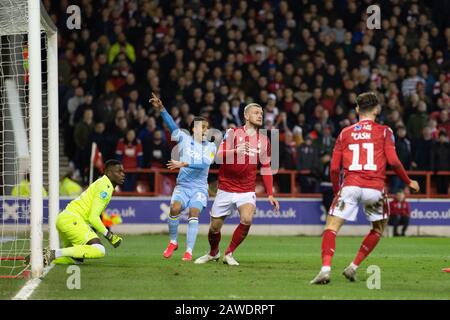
100, 191, 108, 199
354, 125, 362, 131
351, 132, 372, 140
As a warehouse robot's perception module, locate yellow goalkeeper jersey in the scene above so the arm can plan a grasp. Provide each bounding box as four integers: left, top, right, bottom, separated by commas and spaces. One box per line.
64, 175, 114, 235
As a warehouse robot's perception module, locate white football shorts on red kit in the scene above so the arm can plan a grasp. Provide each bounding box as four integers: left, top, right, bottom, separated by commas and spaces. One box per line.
210, 189, 256, 218
329, 186, 389, 222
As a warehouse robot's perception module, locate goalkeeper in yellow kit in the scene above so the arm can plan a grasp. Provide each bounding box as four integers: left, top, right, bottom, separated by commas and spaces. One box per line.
44, 159, 125, 265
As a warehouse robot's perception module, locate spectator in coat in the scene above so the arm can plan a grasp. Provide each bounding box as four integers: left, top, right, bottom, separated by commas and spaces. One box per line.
296, 136, 321, 193
390, 126, 413, 192
74, 109, 95, 184
431, 131, 450, 194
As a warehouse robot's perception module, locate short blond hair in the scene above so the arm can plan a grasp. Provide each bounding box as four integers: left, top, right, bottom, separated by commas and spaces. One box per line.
244, 103, 262, 115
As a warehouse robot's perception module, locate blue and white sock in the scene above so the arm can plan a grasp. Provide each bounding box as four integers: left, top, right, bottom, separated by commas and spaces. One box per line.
168, 215, 180, 244
186, 217, 199, 254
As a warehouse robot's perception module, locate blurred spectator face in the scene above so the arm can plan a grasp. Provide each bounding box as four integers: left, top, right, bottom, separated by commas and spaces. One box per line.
313, 88, 321, 100
193, 88, 203, 100
429, 119, 437, 129
118, 33, 126, 45
126, 73, 135, 85
128, 101, 137, 112
170, 107, 179, 119
325, 88, 334, 97
147, 117, 156, 130
118, 117, 128, 131
314, 105, 324, 117
78, 70, 88, 82
205, 92, 215, 105
95, 122, 105, 134
305, 137, 312, 146
137, 108, 146, 120
84, 94, 93, 105
219, 85, 229, 96
297, 113, 306, 124
418, 101, 427, 113
439, 132, 449, 143
306, 62, 314, 75
126, 129, 136, 143
205, 79, 214, 91
285, 131, 293, 144
441, 110, 449, 122
344, 32, 352, 42
265, 119, 274, 130
83, 109, 93, 124
409, 67, 418, 77
180, 103, 190, 115
285, 88, 293, 98
220, 102, 230, 115
285, 64, 294, 76
115, 109, 125, 120
114, 98, 124, 110
395, 191, 405, 201
258, 76, 268, 88
75, 87, 84, 97
390, 110, 400, 122
153, 130, 163, 143
267, 94, 276, 108
397, 127, 407, 138
70, 78, 80, 88
422, 126, 432, 139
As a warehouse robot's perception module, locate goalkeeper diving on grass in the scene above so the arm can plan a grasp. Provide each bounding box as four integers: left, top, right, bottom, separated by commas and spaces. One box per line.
150, 93, 217, 261
41, 159, 125, 265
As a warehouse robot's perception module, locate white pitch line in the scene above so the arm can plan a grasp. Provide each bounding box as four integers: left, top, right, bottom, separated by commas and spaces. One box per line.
12, 264, 54, 300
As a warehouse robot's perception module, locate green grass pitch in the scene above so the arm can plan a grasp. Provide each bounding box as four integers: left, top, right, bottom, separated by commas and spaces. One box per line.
2, 234, 450, 299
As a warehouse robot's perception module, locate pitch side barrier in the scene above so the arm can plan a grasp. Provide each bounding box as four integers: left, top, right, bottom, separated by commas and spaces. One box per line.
1, 197, 450, 236
120, 168, 450, 198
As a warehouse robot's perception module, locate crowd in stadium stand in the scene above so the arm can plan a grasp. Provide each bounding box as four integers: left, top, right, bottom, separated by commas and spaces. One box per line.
46, 0, 450, 194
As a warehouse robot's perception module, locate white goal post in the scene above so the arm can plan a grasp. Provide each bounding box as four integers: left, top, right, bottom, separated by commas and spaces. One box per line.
0, 0, 59, 279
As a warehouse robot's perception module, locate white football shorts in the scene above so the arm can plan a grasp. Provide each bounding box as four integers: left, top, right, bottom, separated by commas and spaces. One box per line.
210, 189, 256, 218
329, 186, 389, 222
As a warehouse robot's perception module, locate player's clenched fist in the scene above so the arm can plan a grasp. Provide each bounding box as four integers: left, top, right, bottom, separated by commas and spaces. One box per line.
105, 230, 122, 248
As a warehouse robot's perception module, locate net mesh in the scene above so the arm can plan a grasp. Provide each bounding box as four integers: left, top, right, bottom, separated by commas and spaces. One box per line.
0, 0, 50, 278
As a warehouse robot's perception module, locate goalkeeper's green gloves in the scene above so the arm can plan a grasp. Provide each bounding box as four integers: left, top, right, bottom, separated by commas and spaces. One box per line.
105, 230, 122, 248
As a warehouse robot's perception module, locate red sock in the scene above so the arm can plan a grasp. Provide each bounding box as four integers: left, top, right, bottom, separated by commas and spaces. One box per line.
321, 229, 337, 267
353, 230, 382, 266
208, 229, 221, 256
225, 223, 251, 255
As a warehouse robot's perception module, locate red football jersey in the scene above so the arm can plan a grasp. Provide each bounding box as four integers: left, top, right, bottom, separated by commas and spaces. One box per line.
217, 126, 272, 194
389, 199, 411, 217
330, 119, 410, 193
115, 139, 143, 169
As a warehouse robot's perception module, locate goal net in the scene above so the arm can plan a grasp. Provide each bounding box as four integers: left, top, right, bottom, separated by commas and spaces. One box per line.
0, 0, 58, 279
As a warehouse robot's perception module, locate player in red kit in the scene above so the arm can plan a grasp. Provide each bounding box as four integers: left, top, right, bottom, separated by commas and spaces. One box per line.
311, 92, 420, 284
194, 103, 280, 266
